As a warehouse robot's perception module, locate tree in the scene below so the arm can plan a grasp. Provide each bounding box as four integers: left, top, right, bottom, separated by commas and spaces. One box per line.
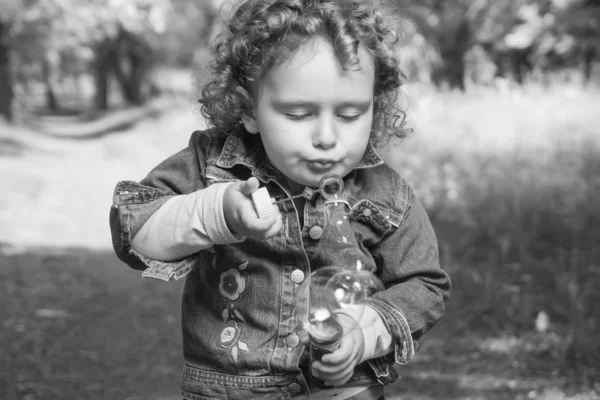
0, 0, 172, 118
549, 0, 600, 81
57, 0, 167, 110
394, 0, 600, 87
480, 2, 547, 83
155, 0, 222, 66
0, 0, 57, 120
94, 25, 154, 109
0, 21, 14, 121
395, 0, 499, 90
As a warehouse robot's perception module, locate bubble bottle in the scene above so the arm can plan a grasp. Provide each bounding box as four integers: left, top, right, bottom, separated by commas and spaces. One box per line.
251, 174, 382, 387
297, 175, 381, 386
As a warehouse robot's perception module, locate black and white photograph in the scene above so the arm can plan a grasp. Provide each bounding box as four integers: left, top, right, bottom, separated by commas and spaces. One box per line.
1, 1, 599, 399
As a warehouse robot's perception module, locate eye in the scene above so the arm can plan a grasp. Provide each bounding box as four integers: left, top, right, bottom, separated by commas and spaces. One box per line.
285, 113, 311, 121
338, 114, 361, 122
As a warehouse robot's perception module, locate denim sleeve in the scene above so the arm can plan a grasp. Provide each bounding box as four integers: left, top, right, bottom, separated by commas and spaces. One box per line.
364, 189, 451, 381
109, 131, 209, 274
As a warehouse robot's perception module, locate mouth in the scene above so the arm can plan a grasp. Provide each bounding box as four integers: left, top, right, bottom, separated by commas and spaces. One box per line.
306, 159, 337, 171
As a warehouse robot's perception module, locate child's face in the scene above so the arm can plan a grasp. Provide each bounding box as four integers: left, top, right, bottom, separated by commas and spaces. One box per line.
241, 37, 374, 194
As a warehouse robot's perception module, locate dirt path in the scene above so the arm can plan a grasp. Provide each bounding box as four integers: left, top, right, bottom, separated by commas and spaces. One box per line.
0, 100, 200, 250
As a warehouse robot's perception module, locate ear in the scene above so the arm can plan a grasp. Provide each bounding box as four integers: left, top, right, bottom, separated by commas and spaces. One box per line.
236, 86, 259, 134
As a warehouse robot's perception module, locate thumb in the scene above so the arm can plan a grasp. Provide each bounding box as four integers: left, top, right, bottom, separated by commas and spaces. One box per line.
240, 177, 260, 195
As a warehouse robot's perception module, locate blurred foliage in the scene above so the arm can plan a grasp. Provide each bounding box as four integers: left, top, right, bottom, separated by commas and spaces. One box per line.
0, 0, 221, 118
0, 0, 598, 118
395, 0, 600, 87
384, 84, 600, 389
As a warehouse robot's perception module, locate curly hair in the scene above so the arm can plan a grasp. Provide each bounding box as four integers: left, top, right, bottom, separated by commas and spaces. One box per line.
198, 0, 412, 146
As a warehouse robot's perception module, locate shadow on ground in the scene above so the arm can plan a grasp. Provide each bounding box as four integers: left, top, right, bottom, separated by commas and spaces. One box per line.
0, 138, 28, 157
0, 246, 184, 400
24, 99, 181, 140
1, 246, 580, 400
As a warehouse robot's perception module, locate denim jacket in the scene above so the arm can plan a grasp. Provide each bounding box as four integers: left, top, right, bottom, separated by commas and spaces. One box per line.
109, 127, 451, 400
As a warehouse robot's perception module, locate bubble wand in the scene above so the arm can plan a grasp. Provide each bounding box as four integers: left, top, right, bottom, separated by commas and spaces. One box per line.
250, 174, 344, 219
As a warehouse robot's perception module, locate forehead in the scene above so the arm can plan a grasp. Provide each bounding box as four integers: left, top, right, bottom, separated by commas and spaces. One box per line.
255, 37, 375, 103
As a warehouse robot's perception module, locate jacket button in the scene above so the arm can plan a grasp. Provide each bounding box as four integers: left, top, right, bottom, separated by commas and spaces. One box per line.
288, 382, 302, 394
363, 208, 372, 217
286, 333, 300, 348
309, 225, 323, 240
291, 269, 305, 284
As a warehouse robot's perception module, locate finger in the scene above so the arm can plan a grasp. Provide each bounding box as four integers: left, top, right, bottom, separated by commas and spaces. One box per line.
244, 214, 277, 232
310, 361, 354, 386
315, 350, 355, 375
245, 206, 281, 234
315, 357, 353, 377
262, 213, 283, 238
321, 363, 355, 386
299, 333, 310, 347
313, 355, 356, 378
321, 337, 359, 365
324, 371, 354, 387
240, 177, 260, 195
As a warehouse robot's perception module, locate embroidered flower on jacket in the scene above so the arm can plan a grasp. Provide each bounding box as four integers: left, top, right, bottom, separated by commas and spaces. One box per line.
217, 320, 249, 362
219, 267, 246, 301
215, 260, 250, 360
218, 320, 242, 348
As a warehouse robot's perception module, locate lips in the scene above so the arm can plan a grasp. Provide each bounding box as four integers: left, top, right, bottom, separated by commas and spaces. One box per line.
307, 159, 337, 170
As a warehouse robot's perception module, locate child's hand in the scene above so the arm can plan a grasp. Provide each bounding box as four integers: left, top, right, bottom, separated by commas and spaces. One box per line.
223, 177, 282, 239
309, 313, 365, 387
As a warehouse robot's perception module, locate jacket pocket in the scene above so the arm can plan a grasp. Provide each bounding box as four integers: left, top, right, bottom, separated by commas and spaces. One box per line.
349, 199, 400, 233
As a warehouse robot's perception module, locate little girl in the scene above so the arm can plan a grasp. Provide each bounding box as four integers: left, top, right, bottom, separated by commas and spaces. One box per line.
110, 1, 450, 399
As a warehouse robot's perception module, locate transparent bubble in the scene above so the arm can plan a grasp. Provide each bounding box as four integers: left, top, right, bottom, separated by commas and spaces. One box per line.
326, 270, 368, 309
354, 269, 384, 298
297, 267, 346, 347
296, 266, 381, 346
296, 267, 383, 385
319, 174, 344, 200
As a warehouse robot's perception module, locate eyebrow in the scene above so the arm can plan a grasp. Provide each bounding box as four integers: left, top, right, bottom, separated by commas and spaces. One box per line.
271, 99, 373, 109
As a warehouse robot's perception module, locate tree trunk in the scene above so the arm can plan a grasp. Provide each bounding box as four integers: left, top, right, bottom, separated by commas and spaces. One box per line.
0, 21, 14, 122
94, 41, 113, 110
508, 48, 533, 84
582, 45, 595, 83
125, 53, 149, 105
440, 50, 467, 90
430, 18, 471, 90
42, 56, 59, 111
113, 27, 153, 106
94, 27, 153, 109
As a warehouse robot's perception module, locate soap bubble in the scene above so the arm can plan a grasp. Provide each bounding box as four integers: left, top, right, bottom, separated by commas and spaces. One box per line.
297, 266, 381, 350
296, 265, 383, 387
326, 270, 368, 308
297, 266, 346, 348
354, 269, 385, 298
319, 174, 344, 200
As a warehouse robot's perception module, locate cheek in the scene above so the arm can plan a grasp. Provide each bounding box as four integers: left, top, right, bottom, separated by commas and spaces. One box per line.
261, 129, 293, 152
259, 122, 305, 151
350, 118, 373, 147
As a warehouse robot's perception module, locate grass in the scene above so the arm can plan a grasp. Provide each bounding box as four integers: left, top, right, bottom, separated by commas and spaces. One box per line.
0, 248, 184, 400
382, 83, 600, 393
1, 83, 599, 399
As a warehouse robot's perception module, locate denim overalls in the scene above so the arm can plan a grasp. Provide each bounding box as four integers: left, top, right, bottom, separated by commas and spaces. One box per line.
110, 127, 450, 399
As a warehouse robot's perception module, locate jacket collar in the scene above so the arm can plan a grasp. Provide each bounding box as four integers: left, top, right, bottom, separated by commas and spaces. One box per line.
216, 129, 384, 174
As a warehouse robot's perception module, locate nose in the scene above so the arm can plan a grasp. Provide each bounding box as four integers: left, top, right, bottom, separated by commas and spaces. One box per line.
312, 116, 337, 150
